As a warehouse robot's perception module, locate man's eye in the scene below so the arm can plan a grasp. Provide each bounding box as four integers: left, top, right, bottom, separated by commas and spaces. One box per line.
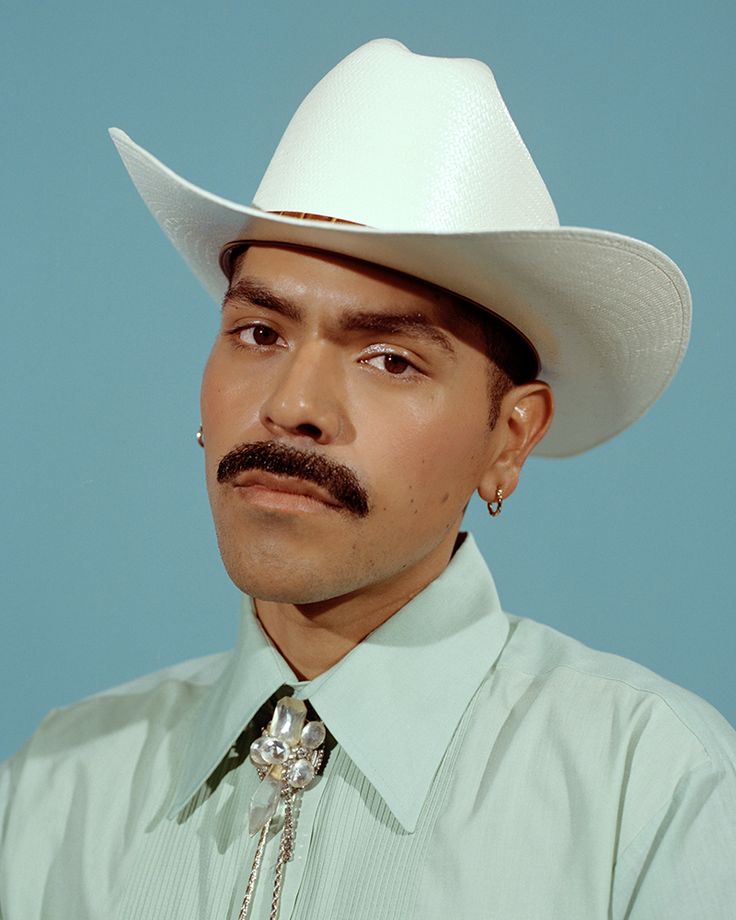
236, 324, 283, 347
364, 352, 419, 376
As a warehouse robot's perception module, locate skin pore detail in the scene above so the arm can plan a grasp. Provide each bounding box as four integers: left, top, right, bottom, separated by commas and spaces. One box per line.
200, 245, 553, 679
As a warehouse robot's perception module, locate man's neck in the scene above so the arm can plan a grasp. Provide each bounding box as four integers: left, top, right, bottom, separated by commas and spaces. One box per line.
254, 530, 461, 679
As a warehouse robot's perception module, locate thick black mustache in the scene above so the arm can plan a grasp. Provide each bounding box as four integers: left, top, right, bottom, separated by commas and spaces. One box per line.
217, 441, 370, 518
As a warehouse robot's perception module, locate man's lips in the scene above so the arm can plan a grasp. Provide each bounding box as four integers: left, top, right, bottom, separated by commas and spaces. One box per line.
232, 470, 344, 509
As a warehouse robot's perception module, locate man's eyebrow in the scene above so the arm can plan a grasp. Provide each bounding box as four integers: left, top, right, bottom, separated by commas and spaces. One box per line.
339, 311, 456, 356
223, 280, 455, 356
222, 278, 302, 321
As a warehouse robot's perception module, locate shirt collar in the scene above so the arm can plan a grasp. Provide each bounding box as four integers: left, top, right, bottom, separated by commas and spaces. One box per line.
169, 533, 508, 832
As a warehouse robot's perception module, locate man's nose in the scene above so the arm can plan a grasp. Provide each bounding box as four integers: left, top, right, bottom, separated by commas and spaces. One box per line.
259, 344, 344, 444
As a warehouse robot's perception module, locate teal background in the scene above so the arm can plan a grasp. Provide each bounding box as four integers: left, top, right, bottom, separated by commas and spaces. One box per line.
2, 0, 734, 760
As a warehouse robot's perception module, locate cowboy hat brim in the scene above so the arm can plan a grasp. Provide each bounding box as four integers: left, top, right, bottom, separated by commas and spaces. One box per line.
110, 128, 691, 458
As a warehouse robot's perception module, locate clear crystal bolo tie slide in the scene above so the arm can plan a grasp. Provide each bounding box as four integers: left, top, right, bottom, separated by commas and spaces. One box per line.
238, 696, 327, 920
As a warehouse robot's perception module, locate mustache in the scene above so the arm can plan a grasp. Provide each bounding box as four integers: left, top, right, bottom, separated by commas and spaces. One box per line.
216, 441, 370, 518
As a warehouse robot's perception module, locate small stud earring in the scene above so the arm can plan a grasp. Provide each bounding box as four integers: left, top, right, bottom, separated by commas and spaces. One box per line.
196, 425, 205, 448
487, 486, 503, 517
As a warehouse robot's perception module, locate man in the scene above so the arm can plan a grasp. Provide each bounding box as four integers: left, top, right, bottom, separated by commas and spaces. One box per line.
1, 38, 734, 920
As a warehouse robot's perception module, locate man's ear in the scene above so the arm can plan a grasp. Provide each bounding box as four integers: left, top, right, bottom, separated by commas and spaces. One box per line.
478, 381, 554, 503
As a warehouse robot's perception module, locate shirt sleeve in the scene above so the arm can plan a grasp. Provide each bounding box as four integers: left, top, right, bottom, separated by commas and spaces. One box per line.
612, 755, 736, 918
0, 756, 12, 920
0, 742, 32, 920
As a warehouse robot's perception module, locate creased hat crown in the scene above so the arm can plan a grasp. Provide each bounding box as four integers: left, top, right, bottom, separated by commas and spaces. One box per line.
254, 39, 559, 232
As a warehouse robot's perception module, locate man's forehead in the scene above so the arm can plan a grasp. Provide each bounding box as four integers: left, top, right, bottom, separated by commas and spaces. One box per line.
226, 243, 485, 331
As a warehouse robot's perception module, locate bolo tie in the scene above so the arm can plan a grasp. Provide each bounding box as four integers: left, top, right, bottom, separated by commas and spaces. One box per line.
238, 696, 327, 920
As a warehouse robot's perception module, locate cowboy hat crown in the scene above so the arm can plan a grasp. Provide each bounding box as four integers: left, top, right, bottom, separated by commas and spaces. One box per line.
252, 38, 559, 232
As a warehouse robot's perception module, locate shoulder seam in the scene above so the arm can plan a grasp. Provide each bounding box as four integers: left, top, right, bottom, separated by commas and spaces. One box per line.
496, 660, 713, 761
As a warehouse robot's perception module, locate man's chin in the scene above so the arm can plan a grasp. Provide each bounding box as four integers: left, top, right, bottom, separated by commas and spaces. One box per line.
218, 547, 359, 606
227, 574, 350, 607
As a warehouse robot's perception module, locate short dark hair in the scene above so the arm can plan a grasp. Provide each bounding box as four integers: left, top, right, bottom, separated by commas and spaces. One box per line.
458, 299, 539, 428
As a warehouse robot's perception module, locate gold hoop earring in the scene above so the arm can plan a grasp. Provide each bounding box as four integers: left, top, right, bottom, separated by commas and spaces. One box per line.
196, 425, 205, 448
487, 487, 503, 517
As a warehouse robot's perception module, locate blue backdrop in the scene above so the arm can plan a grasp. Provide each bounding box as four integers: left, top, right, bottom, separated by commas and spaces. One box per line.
3, 0, 734, 761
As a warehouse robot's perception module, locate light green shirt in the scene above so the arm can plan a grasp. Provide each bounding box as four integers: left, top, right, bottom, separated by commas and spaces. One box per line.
1, 534, 735, 919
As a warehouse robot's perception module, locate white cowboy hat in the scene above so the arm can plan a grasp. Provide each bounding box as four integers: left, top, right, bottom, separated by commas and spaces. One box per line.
110, 38, 690, 457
